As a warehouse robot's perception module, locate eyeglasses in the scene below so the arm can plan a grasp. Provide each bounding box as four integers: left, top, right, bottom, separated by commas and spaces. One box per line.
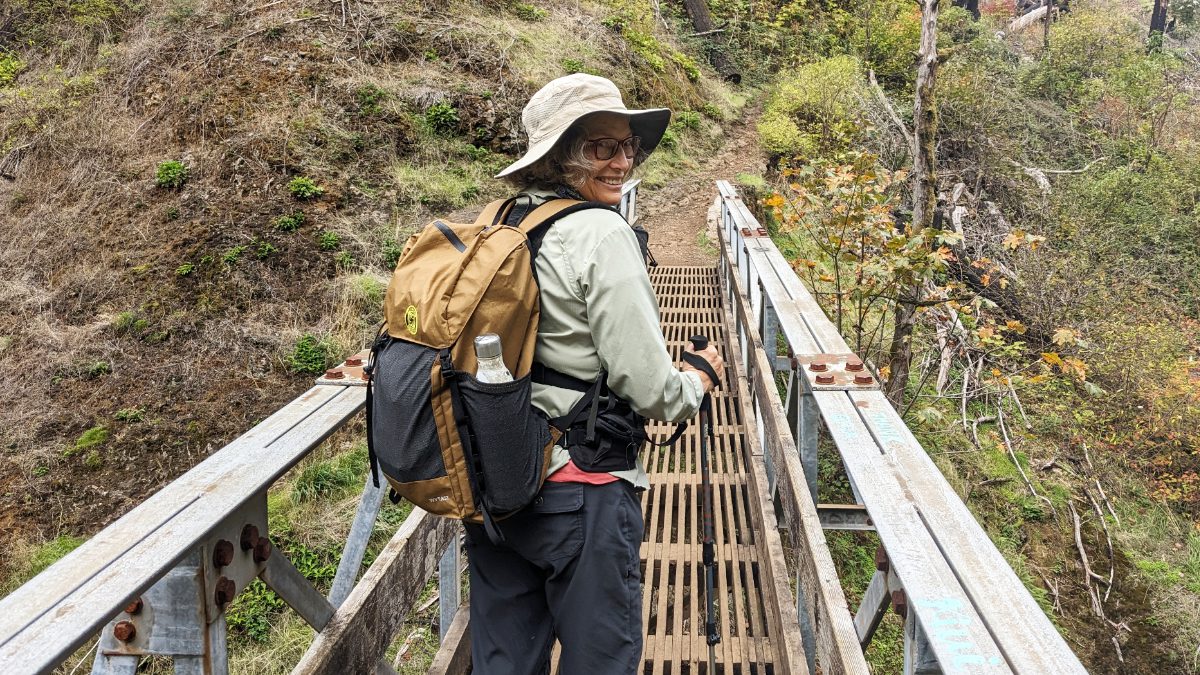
583, 136, 642, 161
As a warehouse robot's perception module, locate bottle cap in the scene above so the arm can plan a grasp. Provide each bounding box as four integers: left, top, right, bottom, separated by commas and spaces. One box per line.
474, 334, 502, 359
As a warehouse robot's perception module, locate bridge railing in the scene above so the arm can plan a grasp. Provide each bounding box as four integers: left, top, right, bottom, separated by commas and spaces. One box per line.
713, 181, 1087, 674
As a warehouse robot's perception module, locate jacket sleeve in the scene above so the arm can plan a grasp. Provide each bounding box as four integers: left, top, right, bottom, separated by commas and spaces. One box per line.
575, 213, 705, 423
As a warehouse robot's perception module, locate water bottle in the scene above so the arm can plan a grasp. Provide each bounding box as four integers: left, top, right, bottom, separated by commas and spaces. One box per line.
474, 334, 513, 383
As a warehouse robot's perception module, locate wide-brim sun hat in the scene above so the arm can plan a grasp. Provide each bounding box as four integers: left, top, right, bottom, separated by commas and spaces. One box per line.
496, 73, 672, 178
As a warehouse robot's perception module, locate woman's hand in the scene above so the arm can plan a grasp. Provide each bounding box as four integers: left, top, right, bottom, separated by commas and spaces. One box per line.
682, 343, 725, 393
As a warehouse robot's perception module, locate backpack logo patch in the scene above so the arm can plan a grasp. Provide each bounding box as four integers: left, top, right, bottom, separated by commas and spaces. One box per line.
404, 305, 419, 335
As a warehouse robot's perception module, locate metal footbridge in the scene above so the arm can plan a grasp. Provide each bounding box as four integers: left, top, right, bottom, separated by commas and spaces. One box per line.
0, 182, 1088, 674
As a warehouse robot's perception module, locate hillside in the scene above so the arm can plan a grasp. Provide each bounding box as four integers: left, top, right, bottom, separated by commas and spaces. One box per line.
4, 0, 1200, 672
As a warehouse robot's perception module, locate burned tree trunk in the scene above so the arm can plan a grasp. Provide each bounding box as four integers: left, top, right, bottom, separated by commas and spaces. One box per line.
885, 0, 941, 409
1149, 0, 1169, 49
954, 0, 980, 19
681, 0, 741, 83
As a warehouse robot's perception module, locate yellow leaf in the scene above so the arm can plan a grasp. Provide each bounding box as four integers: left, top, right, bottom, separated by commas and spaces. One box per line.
980, 273, 991, 286
977, 326, 995, 340
764, 194, 785, 208
819, 274, 835, 283
1003, 232, 1024, 250
1005, 320, 1027, 334
1042, 352, 1063, 368
1052, 327, 1076, 346
1064, 357, 1089, 380
999, 277, 1009, 289
991, 368, 1002, 377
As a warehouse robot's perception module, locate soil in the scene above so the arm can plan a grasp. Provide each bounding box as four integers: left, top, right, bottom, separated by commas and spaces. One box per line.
640, 108, 766, 267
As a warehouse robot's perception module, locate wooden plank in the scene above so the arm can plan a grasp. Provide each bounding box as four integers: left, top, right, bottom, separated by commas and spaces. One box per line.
426, 603, 471, 675
720, 230, 871, 675
294, 508, 460, 674
849, 390, 1088, 673
722, 300, 809, 675
815, 391, 1011, 674
0, 385, 365, 673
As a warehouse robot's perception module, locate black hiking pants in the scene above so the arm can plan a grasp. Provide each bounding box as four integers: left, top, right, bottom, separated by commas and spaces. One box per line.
464, 480, 644, 675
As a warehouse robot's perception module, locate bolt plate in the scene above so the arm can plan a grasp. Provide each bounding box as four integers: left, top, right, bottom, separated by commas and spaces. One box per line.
794, 353, 879, 391
315, 350, 371, 386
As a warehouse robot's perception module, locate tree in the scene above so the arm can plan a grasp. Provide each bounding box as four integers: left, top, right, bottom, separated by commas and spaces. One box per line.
885, 0, 941, 409
680, 0, 741, 82
1148, 0, 1169, 49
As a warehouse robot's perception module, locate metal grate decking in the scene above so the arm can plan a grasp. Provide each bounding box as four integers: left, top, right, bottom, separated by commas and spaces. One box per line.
639, 266, 777, 675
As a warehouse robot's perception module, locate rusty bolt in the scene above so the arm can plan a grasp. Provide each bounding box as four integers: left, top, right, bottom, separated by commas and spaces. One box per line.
214, 577, 236, 608
124, 597, 144, 615
790, 357, 799, 370
240, 524, 260, 551
874, 547, 889, 572
113, 620, 136, 642
253, 537, 273, 564
324, 368, 344, 380
846, 360, 864, 372
757, 228, 768, 237
213, 539, 234, 568
344, 356, 362, 367
815, 374, 835, 385
891, 590, 908, 619
740, 227, 752, 237
808, 362, 828, 372
854, 374, 874, 385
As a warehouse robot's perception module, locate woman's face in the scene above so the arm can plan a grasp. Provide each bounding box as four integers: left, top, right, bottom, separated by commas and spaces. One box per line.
576, 113, 634, 206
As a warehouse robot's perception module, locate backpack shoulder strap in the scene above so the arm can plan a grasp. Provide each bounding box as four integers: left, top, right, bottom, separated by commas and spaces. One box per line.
475, 198, 519, 228
515, 199, 615, 235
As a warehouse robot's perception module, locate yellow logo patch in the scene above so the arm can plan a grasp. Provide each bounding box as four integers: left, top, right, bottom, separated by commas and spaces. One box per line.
404, 305, 419, 335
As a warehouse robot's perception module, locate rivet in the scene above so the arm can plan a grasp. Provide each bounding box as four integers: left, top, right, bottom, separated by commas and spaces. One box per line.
253, 538, 273, 564
815, 374, 835, 385
240, 524, 260, 551
213, 539, 234, 568
113, 621, 136, 642
215, 577, 236, 608
846, 360, 864, 372
854, 374, 874, 385
324, 368, 344, 379
124, 598, 143, 615
344, 357, 362, 367
874, 547, 889, 572
808, 362, 828, 372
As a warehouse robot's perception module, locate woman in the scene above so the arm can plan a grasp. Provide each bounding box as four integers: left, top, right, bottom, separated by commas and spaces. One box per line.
463, 73, 725, 674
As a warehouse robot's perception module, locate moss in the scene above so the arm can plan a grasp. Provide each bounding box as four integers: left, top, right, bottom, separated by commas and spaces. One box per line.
66, 425, 108, 456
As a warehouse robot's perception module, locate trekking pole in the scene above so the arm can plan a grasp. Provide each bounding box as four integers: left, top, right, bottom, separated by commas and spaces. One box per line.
684, 335, 721, 673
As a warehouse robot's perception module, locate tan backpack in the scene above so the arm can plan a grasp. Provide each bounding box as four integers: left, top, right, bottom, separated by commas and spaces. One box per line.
365, 196, 603, 541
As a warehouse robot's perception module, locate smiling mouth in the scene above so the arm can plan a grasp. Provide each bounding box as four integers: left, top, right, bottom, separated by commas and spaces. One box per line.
596, 176, 624, 187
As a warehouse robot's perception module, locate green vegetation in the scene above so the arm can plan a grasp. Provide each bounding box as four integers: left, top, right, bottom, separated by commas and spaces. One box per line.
513, 2, 547, 21
287, 333, 334, 375
287, 176, 323, 200
1, 535, 85, 595
67, 425, 108, 456
114, 407, 144, 422
222, 244, 248, 265
423, 101, 459, 136
175, 262, 194, 276
0, 52, 24, 86
254, 240, 277, 259
274, 211, 306, 232
757, 55, 863, 157
317, 230, 341, 251
356, 84, 387, 115
155, 160, 187, 189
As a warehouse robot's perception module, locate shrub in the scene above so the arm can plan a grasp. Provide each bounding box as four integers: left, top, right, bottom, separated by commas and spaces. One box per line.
513, 2, 547, 21
86, 361, 111, 378
175, 262, 194, 276
700, 102, 723, 120
155, 160, 187, 189
758, 55, 865, 158
0, 52, 24, 86
317, 231, 341, 251
83, 450, 103, 470
288, 333, 334, 375
334, 251, 355, 269
274, 211, 306, 232
424, 101, 459, 136
288, 177, 323, 200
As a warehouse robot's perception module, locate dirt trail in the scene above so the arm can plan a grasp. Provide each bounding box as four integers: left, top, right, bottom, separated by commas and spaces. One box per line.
640, 107, 765, 266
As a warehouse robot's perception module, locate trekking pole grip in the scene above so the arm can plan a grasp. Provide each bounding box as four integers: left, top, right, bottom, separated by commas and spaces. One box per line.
684, 335, 721, 390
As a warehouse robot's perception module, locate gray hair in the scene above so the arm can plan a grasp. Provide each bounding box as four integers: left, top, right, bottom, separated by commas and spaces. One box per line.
503, 124, 648, 191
